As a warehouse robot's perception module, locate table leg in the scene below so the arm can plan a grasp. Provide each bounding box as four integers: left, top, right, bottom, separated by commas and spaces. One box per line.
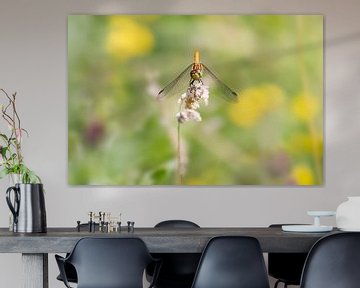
22, 253, 48, 288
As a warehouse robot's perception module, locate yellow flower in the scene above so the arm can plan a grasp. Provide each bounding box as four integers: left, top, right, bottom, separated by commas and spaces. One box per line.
291, 92, 320, 122
106, 16, 154, 60
228, 84, 284, 127
286, 132, 323, 156
291, 164, 314, 185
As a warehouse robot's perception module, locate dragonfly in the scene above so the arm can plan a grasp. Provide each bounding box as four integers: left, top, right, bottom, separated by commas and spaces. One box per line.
157, 50, 238, 102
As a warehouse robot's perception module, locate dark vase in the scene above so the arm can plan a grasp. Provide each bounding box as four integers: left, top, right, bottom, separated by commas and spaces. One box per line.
6, 183, 47, 233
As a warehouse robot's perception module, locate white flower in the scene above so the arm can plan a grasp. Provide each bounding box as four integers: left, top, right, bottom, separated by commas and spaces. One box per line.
176, 109, 202, 123
200, 85, 209, 106
176, 82, 210, 123
178, 92, 187, 104
176, 112, 186, 123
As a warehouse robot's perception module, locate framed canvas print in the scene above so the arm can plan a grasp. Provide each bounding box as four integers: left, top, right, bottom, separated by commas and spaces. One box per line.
68, 15, 323, 186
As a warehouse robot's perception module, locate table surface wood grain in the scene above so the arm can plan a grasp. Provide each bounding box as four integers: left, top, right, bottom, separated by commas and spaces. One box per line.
0, 227, 340, 253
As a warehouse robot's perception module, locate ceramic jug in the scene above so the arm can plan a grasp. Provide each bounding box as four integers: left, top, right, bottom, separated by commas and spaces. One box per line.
336, 196, 360, 231
6, 183, 47, 233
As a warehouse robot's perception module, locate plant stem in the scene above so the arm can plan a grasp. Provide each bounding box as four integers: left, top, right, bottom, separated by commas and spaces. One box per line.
1, 89, 23, 171
176, 121, 183, 185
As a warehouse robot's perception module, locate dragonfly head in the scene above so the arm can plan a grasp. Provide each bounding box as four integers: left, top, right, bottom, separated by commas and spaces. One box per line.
190, 67, 203, 81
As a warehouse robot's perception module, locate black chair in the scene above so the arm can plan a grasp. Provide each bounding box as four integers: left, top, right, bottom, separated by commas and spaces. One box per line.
300, 232, 360, 288
191, 236, 270, 288
55, 237, 160, 288
147, 220, 201, 288
56, 223, 99, 284
56, 262, 77, 284
268, 224, 308, 288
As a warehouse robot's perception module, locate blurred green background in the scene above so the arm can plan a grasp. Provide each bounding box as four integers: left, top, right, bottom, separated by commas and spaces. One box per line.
68, 15, 323, 185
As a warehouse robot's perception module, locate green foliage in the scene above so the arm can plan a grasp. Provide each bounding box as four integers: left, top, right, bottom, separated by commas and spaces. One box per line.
0, 163, 41, 184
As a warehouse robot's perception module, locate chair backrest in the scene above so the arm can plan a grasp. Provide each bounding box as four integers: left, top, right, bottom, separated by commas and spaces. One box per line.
191, 236, 270, 288
155, 220, 200, 228
300, 232, 360, 288
268, 224, 308, 285
67, 237, 154, 288
150, 220, 201, 287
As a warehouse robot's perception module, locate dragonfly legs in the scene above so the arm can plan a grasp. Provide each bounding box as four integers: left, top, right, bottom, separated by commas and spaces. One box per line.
189, 79, 203, 86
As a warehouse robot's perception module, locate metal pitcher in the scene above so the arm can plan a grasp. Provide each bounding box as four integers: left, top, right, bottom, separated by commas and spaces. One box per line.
6, 183, 47, 233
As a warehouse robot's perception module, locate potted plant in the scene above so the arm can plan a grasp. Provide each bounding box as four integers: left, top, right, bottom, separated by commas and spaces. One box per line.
0, 88, 46, 233
0, 89, 40, 183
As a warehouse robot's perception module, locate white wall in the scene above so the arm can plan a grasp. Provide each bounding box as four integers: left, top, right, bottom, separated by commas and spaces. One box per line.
1, 0, 360, 287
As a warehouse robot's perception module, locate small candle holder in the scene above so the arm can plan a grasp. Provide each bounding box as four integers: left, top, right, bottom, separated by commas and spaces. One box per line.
282, 211, 336, 232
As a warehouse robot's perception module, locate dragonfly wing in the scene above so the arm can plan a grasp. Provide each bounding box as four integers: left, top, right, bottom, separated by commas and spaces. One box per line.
202, 64, 238, 102
157, 64, 193, 100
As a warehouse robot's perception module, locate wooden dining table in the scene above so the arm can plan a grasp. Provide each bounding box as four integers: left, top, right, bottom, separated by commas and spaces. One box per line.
0, 226, 339, 288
